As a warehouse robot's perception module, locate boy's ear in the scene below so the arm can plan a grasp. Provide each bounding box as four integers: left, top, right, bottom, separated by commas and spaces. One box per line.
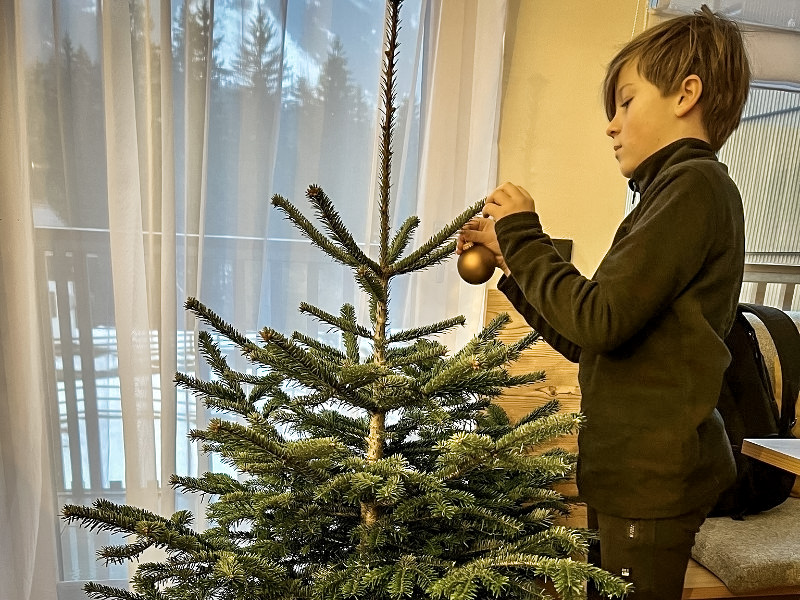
675, 74, 703, 117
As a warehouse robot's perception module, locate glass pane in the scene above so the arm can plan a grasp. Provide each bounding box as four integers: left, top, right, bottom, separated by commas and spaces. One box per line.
720, 86, 800, 266
651, 0, 800, 30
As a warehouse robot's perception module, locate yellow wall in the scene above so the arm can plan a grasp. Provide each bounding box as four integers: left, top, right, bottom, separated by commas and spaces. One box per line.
498, 0, 643, 275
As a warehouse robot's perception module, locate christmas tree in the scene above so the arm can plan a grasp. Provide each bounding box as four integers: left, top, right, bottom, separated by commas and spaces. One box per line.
63, 1, 630, 598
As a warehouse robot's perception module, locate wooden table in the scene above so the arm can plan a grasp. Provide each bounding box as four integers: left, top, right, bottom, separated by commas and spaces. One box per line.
742, 438, 800, 476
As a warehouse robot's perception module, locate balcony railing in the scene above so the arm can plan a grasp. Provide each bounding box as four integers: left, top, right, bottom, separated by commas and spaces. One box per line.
740, 263, 800, 311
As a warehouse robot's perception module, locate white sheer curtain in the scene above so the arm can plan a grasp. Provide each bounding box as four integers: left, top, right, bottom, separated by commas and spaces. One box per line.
0, 1, 506, 598
0, 5, 60, 599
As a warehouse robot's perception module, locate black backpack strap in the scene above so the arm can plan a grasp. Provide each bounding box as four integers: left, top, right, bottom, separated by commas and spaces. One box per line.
739, 303, 800, 435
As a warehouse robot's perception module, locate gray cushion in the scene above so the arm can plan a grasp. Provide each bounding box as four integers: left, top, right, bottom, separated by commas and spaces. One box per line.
691, 497, 800, 593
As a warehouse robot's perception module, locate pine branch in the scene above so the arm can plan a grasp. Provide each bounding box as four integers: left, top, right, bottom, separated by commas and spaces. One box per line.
213, 551, 287, 583
477, 402, 511, 430
97, 539, 155, 565
130, 556, 226, 598
503, 486, 566, 508
184, 297, 258, 351
170, 472, 245, 497
340, 303, 361, 362
448, 315, 516, 368
507, 526, 590, 558
428, 552, 631, 600
283, 407, 369, 451
252, 327, 358, 404
248, 382, 277, 408
272, 194, 358, 267
515, 399, 562, 428
174, 372, 252, 415
62, 499, 164, 537
507, 329, 542, 356
307, 184, 381, 273
82, 583, 149, 600
291, 332, 348, 362
385, 338, 448, 368
197, 418, 351, 483
299, 302, 372, 338
494, 412, 584, 455
370, 375, 425, 412
419, 358, 513, 399
339, 362, 390, 387
354, 266, 388, 304
387, 215, 420, 263
408, 240, 460, 273
477, 312, 512, 342
390, 199, 483, 275
387, 316, 466, 344
434, 413, 582, 483
504, 372, 547, 388
62, 500, 214, 564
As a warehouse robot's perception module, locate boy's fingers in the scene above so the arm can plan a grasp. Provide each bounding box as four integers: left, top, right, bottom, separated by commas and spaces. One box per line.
458, 230, 476, 245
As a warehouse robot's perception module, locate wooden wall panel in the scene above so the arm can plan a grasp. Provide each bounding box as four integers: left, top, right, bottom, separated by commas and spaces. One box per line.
484, 288, 585, 526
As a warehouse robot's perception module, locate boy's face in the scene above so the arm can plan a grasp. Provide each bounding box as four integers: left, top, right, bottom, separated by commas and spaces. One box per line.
606, 61, 683, 178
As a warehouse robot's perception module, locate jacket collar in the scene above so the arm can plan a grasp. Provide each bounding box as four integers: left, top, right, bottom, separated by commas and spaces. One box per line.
628, 138, 717, 196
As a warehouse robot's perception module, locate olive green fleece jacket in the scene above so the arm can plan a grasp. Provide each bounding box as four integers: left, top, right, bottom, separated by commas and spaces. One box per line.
496, 138, 742, 518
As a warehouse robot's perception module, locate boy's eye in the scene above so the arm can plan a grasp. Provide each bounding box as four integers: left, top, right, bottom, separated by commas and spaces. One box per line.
621, 98, 632, 108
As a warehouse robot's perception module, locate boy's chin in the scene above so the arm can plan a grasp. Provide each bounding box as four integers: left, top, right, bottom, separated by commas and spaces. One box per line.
618, 159, 640, 179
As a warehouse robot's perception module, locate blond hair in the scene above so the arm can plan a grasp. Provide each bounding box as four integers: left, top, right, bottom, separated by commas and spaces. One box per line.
603, 5, 750, 151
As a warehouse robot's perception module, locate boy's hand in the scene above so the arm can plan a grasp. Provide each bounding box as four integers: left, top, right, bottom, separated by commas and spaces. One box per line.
483, 182, 536, 220
457, 217, 510, 276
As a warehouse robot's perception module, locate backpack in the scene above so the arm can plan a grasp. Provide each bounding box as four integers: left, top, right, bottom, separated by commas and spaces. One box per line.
708, 303, 800, 519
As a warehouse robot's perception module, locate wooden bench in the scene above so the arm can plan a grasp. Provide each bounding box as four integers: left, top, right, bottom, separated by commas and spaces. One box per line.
485, 281, 800, 600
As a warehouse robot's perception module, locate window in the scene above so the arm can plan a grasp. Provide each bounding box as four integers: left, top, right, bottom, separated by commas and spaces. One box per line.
26, 0, 425, 584
14, 2, 504, 593
720, 85, 800, 270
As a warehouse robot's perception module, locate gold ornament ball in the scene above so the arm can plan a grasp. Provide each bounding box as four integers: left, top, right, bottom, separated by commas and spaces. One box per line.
457, 244, 496, 285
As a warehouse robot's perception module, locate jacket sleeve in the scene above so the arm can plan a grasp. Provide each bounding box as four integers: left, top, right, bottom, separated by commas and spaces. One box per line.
497, 274, 582, 363
494, 166, 725, 354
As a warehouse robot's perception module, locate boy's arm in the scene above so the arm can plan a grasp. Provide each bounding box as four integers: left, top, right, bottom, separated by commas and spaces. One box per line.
494, 166, 733, 353
497, 274, 582, 363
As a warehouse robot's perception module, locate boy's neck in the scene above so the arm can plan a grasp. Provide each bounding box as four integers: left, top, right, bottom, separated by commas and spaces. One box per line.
672, 105, 710, 146
630, 138, 716, 193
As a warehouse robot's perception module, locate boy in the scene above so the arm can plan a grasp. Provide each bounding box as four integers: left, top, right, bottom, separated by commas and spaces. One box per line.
458, 6, 750, 598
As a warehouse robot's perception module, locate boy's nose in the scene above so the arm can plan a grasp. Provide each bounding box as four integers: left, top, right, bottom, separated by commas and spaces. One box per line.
605, 119, 619, 138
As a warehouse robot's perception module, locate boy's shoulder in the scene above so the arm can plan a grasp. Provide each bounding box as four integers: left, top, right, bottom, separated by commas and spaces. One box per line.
660, 153, 735, 195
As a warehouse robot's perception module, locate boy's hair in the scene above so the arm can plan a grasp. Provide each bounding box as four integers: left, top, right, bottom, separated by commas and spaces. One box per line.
603, 5, 750, 151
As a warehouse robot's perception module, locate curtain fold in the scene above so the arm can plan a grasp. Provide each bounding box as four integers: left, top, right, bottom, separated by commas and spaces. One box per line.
159, 0, 178, 520
100, 0, 158, 515
0, 1, 60, 597
406, 0, 507, 351
0, 1, 505, 598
